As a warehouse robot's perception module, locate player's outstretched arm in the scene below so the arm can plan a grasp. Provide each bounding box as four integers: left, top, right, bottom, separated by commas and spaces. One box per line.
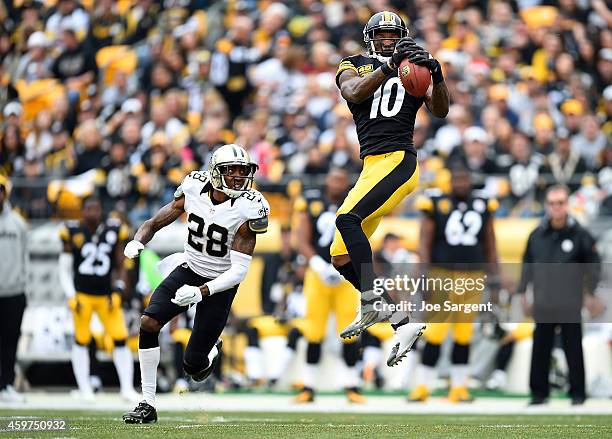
126, 197, 185, 258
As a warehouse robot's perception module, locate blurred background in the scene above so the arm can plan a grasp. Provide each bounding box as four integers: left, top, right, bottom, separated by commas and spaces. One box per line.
0, 0, 610, 400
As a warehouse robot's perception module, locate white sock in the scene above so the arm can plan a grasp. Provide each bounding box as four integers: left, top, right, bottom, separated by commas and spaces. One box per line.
113, 346, 134, 394
71, 344, 92, 394
363, 346, 382, 368
416, 364, 436, 387
269, 346, 294, 381
244, 346, 263, 380
139, 347, 160, 407
303, 363, 317, 389
344, 366, 360, 388
450, 364, 470, 388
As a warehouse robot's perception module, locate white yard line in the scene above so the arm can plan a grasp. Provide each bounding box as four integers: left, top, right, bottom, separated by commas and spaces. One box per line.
0, 393, 611, 415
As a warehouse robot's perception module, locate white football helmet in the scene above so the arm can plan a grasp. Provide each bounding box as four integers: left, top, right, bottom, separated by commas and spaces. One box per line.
209, 144, 258, 198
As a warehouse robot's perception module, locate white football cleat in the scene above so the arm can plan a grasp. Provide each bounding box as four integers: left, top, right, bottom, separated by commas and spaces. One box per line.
340, 293, 392, 339
386, 323, 426, 367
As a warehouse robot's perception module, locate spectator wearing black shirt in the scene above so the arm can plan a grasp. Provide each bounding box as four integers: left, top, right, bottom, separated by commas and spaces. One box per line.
51, 21, 98, 105
72, 120, 105, 175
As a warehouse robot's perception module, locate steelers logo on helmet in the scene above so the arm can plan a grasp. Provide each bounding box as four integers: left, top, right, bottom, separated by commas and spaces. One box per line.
363, 11, 408, 59
209, 144, 259, 198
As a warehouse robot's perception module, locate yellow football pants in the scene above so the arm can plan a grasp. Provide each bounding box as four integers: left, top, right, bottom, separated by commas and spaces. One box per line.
302, 268, 359, 343
70, 292, 128, 346
330, 150, 419, 257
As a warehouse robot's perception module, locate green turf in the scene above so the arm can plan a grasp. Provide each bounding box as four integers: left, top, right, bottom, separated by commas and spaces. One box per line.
1, 410, 611, 438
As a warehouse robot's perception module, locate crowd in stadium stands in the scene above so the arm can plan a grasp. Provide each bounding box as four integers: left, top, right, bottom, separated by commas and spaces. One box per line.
0, 0, 611, 223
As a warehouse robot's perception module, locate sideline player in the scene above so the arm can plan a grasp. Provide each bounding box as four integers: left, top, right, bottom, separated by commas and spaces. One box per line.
332, 11, 450, 360
58, 196, 138, 402
293, 168, 365, 403
122, 144, 270, 423
409, 167, 499, 402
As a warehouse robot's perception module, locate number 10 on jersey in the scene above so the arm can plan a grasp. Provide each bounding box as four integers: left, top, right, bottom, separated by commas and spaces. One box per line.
370, 77, 405, 119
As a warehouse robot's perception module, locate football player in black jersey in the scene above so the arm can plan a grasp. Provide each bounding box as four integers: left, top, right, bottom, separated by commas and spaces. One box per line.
58, 195, 137, 402
293, 168, 366, 403
409, 167, 499, 402
331, 11, 450, 357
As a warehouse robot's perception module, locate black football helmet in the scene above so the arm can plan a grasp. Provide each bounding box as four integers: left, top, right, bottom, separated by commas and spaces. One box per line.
363, 11, 408, 58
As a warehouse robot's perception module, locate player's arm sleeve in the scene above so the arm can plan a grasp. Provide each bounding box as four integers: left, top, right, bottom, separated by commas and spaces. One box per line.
204, 250, 252, 295
335, 57, 358, 87
247, 195, 271, 234
58, 252, 77, 299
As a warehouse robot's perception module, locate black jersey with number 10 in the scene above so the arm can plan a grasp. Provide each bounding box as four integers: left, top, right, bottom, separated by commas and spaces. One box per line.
336, 54, 423, 159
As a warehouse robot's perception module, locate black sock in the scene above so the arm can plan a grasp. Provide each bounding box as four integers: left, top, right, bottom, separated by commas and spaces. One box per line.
451, 342, 470, 365
342, 342, 359, 367
422, 342, 441, 367
336, 213, 376, 292
139, 329, 160, 349
335, 262, 362, 291
306, 342, 321, 364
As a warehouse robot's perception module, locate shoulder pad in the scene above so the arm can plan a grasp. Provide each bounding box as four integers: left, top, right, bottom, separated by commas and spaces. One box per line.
241, 190, 270, 220
181, 171, 210, 196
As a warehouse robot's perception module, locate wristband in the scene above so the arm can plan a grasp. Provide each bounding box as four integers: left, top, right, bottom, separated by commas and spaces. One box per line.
381, 61, 393, 76
431, 61, 444, 84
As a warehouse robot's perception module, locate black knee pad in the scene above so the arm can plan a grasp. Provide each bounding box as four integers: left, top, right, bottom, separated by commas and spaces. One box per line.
139, 329, 160, 349
422, 342, 441, 367
335, 262, 362, 291
114, 338, 126, 347
451, 342, 470, 365
245, 326, 260, 347
306, 342, 321, 365
342, 341, 359, 367
287, 327, 302, 351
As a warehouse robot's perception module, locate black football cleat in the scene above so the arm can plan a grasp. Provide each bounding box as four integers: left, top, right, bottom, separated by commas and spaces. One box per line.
191, 339, 223, 382
123, 400, 158, 424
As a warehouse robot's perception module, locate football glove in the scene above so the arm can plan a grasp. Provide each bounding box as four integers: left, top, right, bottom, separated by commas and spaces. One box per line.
124, 240, 144, 259
171, 285, 202, 307
390, 36, 419, 68
406, 49, 441, 73
309, 255, 342, 286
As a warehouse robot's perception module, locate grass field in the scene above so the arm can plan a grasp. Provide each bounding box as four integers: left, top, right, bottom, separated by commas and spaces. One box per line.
1, 410, 611, 438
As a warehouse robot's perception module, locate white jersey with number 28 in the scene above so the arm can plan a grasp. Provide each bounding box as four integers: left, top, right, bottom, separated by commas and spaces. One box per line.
176, 171, 270, 279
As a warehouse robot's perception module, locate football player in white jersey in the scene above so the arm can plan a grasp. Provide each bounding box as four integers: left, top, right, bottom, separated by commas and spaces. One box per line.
122, 144, 270, 424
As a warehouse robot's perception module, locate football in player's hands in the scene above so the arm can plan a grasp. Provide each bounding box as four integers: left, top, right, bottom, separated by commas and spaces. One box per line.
399, 58, 431, 97
171, 285, 203, 307
124, 240, 144, 259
